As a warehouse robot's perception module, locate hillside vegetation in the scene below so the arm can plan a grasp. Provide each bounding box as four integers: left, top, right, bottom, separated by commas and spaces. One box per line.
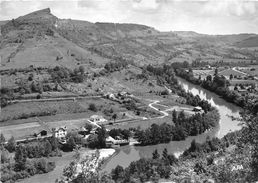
1, 8, 257, 71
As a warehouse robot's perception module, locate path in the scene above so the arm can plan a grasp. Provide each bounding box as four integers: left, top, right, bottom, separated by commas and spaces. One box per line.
10, 95, 101, 104
232, 67, 248, 76
148, 100, 169, 118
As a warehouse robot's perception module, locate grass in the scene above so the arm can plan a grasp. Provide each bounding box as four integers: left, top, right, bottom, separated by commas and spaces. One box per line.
238, 66, 258, 77
107, 116, 173, 130
0, 122, 43, 140
0, 100, 87, 122
18, 150, 77, 183
229, 79, 257, 85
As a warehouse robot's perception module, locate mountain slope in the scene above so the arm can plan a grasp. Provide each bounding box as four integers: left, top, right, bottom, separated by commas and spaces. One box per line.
0, 8, 257, 70
235, 36, 258, 48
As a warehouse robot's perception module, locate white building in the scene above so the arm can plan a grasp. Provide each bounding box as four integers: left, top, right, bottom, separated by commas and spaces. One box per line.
193, 106, 202, 112
89, 115, 107, 124
53, 126, 67, 139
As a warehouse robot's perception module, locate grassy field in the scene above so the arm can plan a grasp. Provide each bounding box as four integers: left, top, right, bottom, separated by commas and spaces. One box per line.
18, 150, 77, 183
238, 66, 258, 77
0, 100, 87, 122
0, 122, 43, 140
229, 79, 257, 85
193, 69, 214, 80
0, 97, 121, 123
106, 116, 173, 130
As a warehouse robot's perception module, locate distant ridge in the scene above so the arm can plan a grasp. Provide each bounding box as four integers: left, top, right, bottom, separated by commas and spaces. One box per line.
0, 8, 257, 70
1, 8, 57, 36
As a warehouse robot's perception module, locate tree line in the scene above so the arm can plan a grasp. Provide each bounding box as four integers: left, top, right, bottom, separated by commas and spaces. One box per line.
111, 148, 177, 183
174, 65, 255, 109
141, 64, 214, 113
0, 137, 59, 183
135, 109, 219, 146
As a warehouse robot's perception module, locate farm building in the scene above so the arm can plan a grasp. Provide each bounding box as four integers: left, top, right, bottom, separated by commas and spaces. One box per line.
193, 106, 202, 112
89, 115, 107, 124
53, 126, 67, 139
34, 130, 48, 137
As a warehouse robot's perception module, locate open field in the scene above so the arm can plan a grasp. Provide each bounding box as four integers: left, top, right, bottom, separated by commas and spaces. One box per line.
0, 97, 125, 123
193, 69, 216, 80
106, 116, 173, 130
18, 150, 77, 183
0, 100, 87, 122
0, 122, 45, 140
44, 118, 90, 130
237, 65, 258, 77
229, 79, 257, 85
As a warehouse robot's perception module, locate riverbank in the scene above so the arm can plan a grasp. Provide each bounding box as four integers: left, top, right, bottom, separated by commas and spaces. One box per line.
101, 78, 241, 172
75, 148, 116, 176
175, 70, 256, 109
18, 148, 115, 183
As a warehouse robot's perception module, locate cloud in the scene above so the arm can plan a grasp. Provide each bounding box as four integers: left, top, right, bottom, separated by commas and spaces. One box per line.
131, 0, 161, 11
201, 0, 258, 17
0, 0, 258, 34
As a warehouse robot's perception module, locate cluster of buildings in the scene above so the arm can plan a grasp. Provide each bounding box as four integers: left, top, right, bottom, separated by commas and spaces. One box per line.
29, 114, 129, 147
231, 84, 258, 95
103, 91, 132, 103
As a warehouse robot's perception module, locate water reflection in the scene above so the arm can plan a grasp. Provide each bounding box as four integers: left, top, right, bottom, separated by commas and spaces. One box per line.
177, 78, 241, 138
102, 78, 241, 172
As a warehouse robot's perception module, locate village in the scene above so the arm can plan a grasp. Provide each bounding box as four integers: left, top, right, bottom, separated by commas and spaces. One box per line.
1, 90, 205, 149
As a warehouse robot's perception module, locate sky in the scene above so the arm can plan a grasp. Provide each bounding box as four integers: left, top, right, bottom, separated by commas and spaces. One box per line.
0, 0, 258, 35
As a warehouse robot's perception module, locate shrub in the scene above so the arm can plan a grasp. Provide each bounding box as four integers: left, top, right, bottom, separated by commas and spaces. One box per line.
88, 103, 97, 112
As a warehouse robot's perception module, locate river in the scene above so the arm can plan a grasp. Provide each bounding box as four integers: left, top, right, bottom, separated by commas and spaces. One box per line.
102, 77, 242, 172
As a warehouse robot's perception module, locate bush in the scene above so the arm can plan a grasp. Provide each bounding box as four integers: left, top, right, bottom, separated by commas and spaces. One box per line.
88, 103, 97, 112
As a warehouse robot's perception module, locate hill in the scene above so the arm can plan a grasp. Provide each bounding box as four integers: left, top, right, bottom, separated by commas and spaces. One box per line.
235, 35, 258, 48
0, 8, 258, 70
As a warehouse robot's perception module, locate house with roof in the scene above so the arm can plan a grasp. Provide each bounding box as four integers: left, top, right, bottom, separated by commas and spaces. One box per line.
34, 130, 48, 138
89, 115, 107, 124
193, 106, 202, 112
53, 126, 67, 139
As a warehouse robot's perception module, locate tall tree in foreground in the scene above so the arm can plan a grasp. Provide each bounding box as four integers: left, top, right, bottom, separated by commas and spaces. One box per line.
14, 145, 27, 171
240, 103, 258, 181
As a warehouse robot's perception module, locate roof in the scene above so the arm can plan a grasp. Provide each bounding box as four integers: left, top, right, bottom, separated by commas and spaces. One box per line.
238, 89, 248, 92
106, 136, 115, 142
194, 106, 202, 110
90, 115, 104, 119
54, 126, 67, 132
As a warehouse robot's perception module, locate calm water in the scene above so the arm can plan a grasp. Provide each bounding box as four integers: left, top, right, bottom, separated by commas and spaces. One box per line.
102, 78, 241, 172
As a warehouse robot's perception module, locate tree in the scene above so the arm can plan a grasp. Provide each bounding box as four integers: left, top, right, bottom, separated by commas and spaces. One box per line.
6, 136, 16, 152
206, 75, 212, 82
240, 107, 258, 180
87, 134, 99, 148
189, 139, 198, 152
1, 149, 10, 164
112, 114, 117, 123
194, 161, 206, 174
97, 125, 107, 148
214, 67, 218, 76
152, 149, 160, 159
79, 66, 85, 75
0, 133, 6, 145
89, 103, 97, 112
63, 161, 77, 181
67, 136, 76, 151
45, 140, 52, 157
85, 123, 93, 132
167, 154, 177, 165
111, 165, 124, 182
14, 145, 27, 171
162, 148, 168, 161
172, 110, 177, 124
49, 136, 59, 151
